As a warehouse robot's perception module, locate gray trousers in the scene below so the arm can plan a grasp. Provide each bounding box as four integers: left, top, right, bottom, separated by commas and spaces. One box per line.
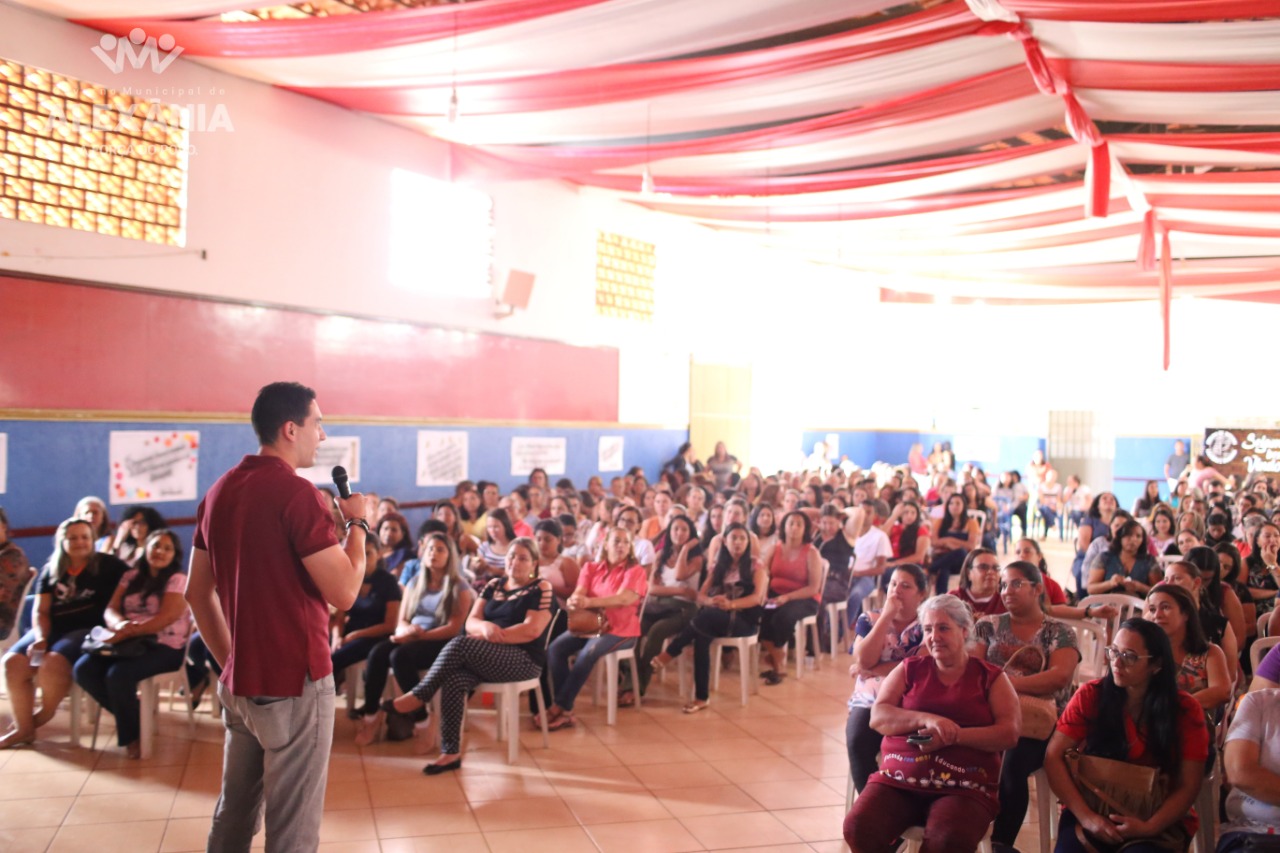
208, 674, 335, 853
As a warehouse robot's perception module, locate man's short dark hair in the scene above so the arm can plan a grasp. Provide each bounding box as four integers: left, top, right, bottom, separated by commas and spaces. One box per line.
251, 382, 316, 446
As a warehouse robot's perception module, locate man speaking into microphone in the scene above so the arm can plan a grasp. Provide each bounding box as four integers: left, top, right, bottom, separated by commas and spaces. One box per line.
185, 381, 368, 852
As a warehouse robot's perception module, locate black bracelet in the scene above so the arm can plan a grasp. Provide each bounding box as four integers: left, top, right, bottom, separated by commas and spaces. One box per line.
345, 518, 371, 534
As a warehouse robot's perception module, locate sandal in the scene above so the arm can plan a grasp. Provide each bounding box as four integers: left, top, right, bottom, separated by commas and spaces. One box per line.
617, 690, 636, 708
681, 701, 709, 715
547, 712, 576, 731
762, 671, 784, 686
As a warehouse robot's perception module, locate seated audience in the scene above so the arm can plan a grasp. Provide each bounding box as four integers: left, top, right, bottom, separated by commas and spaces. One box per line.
843, 593, 1019, 853
2, 518, 128, 748
1219, 687, 1280, 851
1087, 519, 1160, 597
475, 508, 517, 589
1043, 618, 1207, 853
633, 514, 703, 698
106, 505, 166, 566
845, 564, 927, 793
0, 506, 32, 641
1245, 522, 1280, 629
72, 529, 189, 758
383, 537, 552, 774
542, 526, 647, 730
651, 522, 766, 714
355, 533, 471, 746
973, 560, 1079, 852
952, 548, 1006, 617
758, 511, 822, 685
1143, 583, 1230, 714
331, 535, 401, 700
1073, 492, 1119, 596
849, 502, 893, 611
930, 493, 981, 596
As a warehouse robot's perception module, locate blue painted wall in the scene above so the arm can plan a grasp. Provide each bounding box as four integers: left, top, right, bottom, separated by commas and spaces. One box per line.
800, 430, 1046, 482
1, 418, 686, 567
1113, 436, 1189, 511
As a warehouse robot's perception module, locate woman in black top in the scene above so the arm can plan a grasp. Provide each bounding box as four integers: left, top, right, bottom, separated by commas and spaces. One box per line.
2, 517, 127, 748
386, 537, 552, 774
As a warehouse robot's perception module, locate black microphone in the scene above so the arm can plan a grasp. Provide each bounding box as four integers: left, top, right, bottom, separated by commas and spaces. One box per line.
332, 466, 351, 500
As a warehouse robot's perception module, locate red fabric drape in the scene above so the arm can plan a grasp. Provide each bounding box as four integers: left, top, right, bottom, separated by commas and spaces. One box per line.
287, 6, 980, 115
1000, 0, 1280, 22
76, 0, 610, 58
460, 67, 1037, 173
1160, 230, 1173, 370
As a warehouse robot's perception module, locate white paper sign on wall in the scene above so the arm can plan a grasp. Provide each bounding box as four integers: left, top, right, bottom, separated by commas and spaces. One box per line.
297, 436, 361, 486
511, 437, 566, 476
109, 430, 200, 504
418, 431, 469, 486
598, 436, 624, 472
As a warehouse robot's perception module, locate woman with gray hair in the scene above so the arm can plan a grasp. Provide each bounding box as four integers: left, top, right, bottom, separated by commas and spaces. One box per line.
843, 593, 1020, 853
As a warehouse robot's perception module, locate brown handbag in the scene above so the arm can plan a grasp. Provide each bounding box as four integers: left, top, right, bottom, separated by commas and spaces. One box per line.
1064, 749, 1186, 852
1003, 644, 1058, 740
567, 608, 611, 638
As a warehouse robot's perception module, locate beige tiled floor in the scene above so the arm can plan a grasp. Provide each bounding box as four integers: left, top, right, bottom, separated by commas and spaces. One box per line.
0, 536, 1077, 852
0, 650, 1051, 853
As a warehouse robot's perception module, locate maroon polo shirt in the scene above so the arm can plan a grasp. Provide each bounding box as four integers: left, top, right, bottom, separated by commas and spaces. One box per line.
193, 454, 339, 697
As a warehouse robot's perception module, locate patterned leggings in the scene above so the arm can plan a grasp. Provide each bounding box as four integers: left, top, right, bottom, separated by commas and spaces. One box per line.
408, 636, 541, 755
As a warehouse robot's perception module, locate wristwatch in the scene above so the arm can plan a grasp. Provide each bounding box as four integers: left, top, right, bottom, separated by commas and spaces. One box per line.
345, 518, 371, 534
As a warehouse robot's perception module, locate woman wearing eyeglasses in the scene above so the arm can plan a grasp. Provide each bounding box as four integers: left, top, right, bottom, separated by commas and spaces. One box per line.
951, 549, 1007, 617
974, 560, 1079, 852
1043, 618, 1208, 852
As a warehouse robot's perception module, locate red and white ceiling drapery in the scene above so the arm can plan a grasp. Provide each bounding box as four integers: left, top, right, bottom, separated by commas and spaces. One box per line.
13, 0, 1280, 363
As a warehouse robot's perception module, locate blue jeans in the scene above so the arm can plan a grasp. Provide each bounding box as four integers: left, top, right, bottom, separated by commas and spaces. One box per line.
845, 577, 876, 627
547, 633, 635, 712
73, 645, 184, 746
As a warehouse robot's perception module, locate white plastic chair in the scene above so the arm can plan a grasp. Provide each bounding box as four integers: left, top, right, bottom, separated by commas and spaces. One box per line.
1251, 634, 1280, 674
826, 598, 848, 659
471, 676, 549, 763
901, 822, 993, 853
1059, 618, 1106, 686
1032, 767, 1057, 853
710, 631, 760, 706
468, 610, 559, 762
1078, 593, 1145, 642
792, 560, 827, 679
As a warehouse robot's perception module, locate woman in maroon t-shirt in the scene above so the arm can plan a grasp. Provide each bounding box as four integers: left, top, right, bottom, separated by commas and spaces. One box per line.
843, 594, 1019, 853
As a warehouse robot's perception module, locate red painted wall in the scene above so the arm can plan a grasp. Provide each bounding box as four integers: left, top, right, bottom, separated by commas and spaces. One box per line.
3, 274, 619, 421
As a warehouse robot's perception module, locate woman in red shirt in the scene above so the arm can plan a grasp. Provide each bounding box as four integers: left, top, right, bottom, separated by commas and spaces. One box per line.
1043, 618, 1208, 852
541, 526, 647, 730
757, 511, 822, 685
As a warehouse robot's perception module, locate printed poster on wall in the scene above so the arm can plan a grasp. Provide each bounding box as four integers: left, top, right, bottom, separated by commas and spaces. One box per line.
109, 430, 200, 505
297, 436, 361, 486
417, 431, 469, 486
598, 436, 624, 472
0, 433, 7, 494
511, 436, 566, 476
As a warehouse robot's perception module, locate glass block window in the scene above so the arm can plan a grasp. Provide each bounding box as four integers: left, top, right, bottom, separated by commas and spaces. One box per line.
0, 57, 188, 245
595, 231, 655, 321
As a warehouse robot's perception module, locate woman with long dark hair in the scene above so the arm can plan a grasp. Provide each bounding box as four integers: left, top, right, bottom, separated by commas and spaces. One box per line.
1087, 519, 1159, 596
632, 514, 703, 698
651, 522, 766, 714
106, 505, 166, 566
1043, 618, 1208, 852
1132, 480, 1162, 518
1148, 506, 1177, 556
73, 529, 189, 758
1072, 491, 1118, 597
1244, 521, 1280, 625
929, 493, 980, 596
1144, 581, 1231, 715
758, 511, 822, 685
974, 559, 1079, 850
